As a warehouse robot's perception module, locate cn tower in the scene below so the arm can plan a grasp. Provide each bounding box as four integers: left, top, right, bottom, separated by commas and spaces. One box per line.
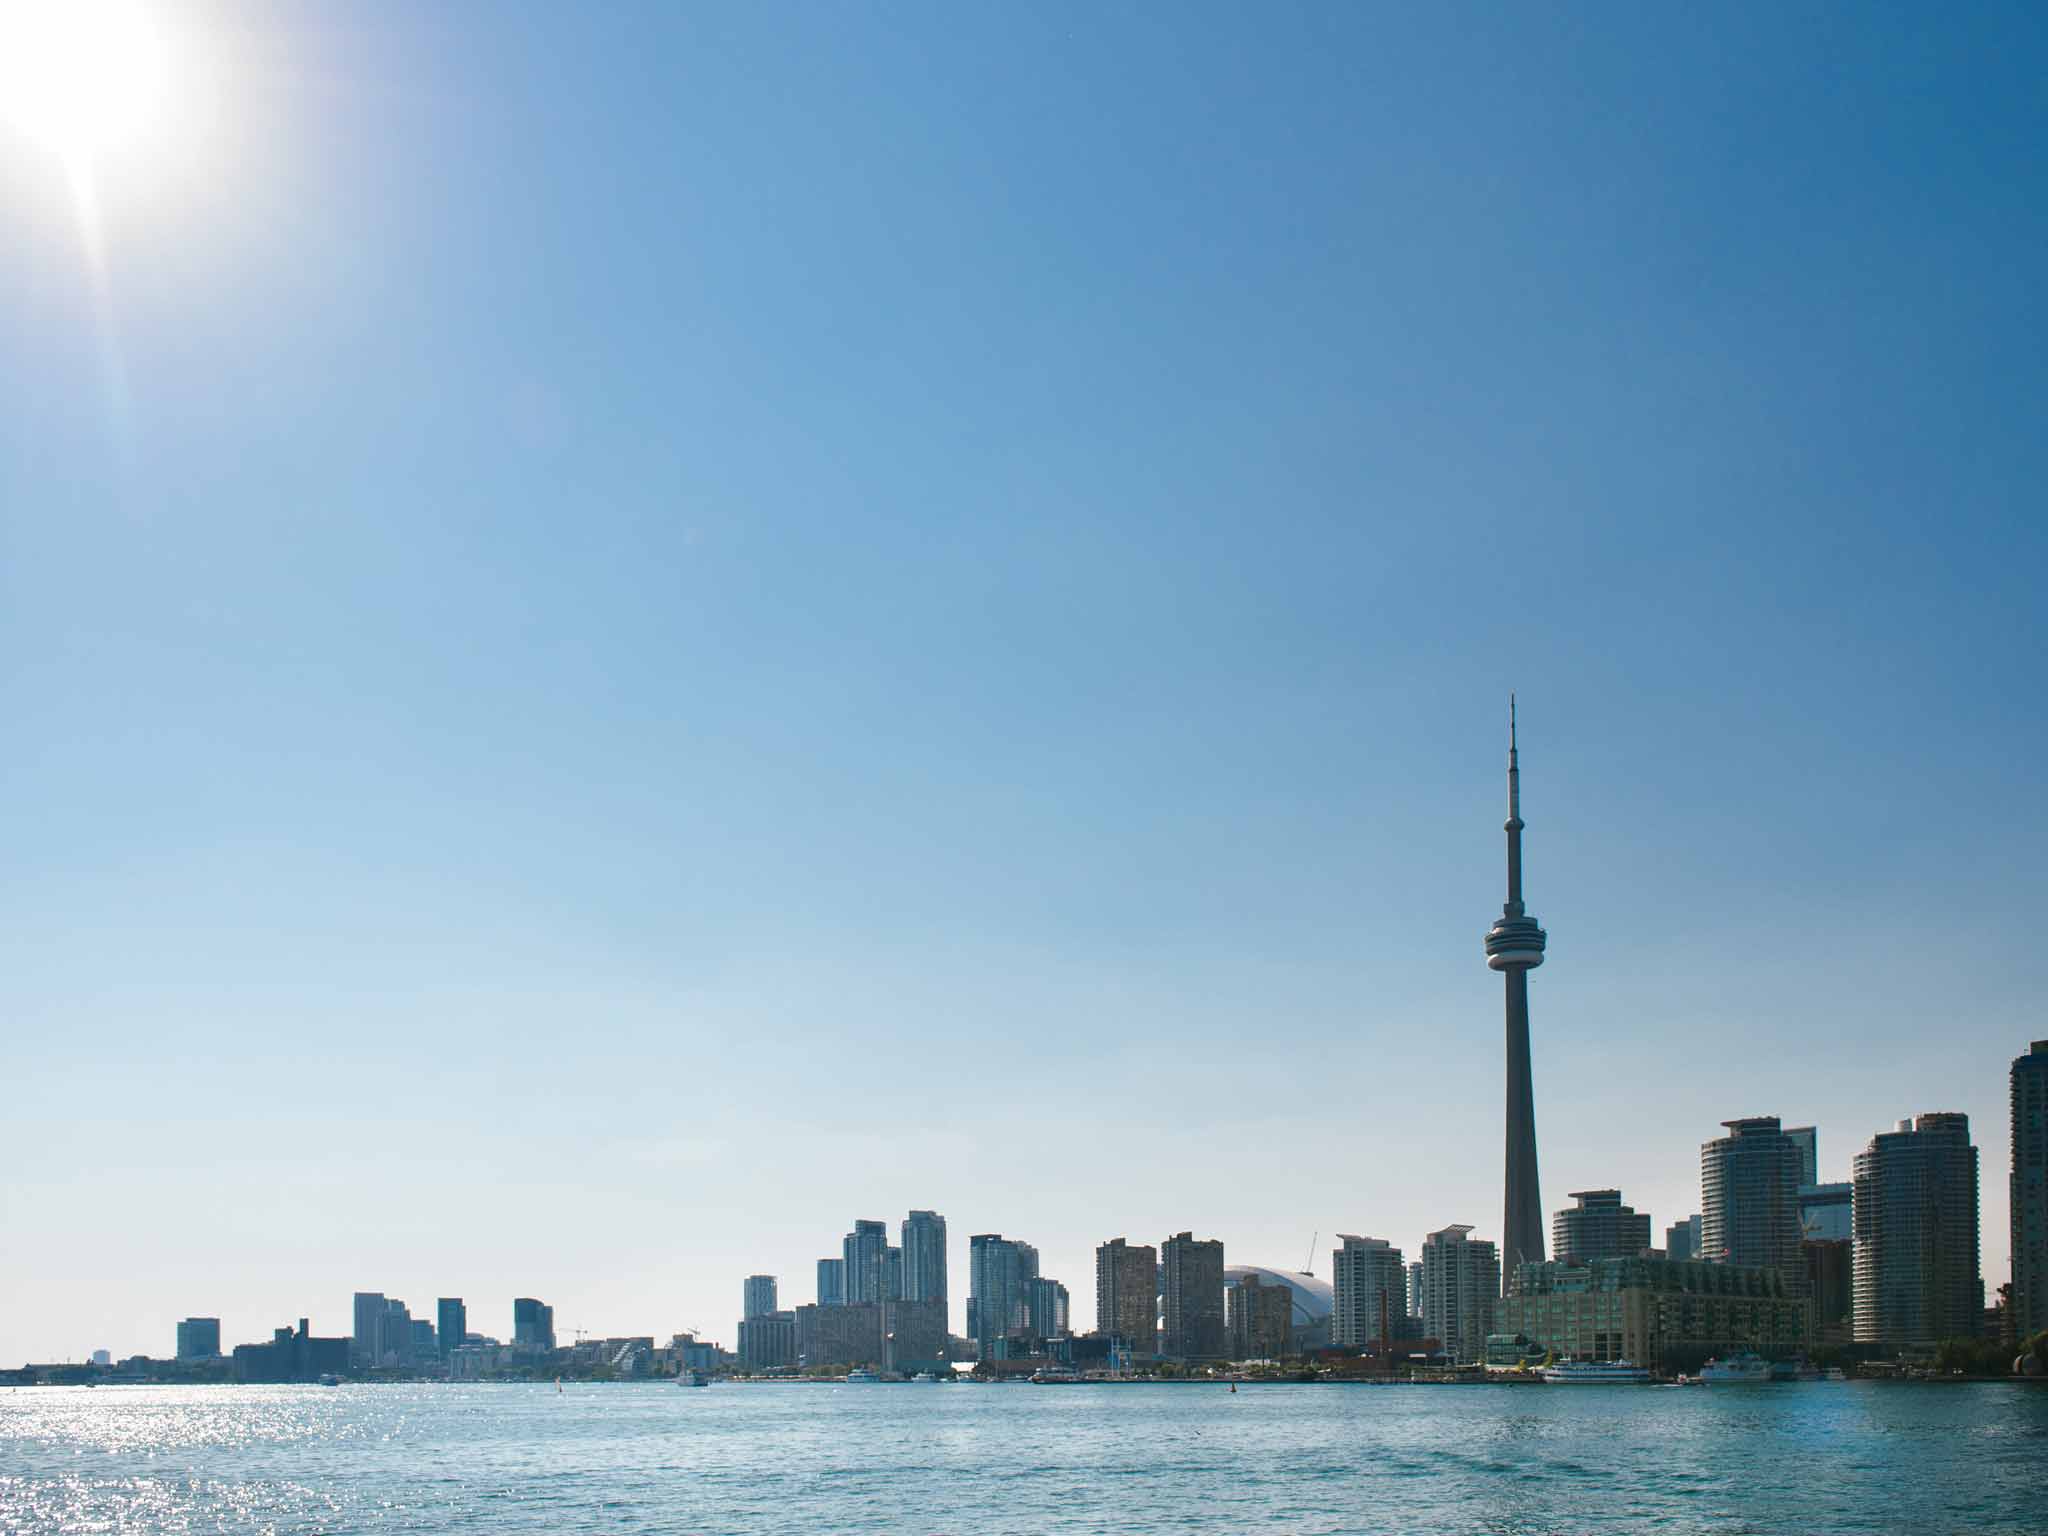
1484, 696, 1547, 1294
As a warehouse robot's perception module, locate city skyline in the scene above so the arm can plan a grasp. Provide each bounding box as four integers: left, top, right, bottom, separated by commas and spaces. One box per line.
6, 2, 2044, 1369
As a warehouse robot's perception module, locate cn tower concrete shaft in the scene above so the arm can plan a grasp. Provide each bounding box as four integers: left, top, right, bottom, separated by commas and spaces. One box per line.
1484, 698, 1547, 1294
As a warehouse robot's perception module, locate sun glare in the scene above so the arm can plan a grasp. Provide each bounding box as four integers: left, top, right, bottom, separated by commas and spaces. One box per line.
0, 0, 172, 168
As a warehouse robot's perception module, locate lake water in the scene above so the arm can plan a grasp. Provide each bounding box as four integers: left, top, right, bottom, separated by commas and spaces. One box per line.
3, 1380, 2042, 1533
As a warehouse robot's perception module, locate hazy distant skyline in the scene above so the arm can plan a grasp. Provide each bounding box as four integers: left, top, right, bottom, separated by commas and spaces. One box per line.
4, 1, 2045, 1363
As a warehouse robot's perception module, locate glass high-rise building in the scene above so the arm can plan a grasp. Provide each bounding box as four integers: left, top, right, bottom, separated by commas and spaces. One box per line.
436, 1298, 466, 1359
2012, 1042, 2048, 1340
1700, 1117, 1807, 1285
1665, 1214, 1702, 1262
351, 1291, 385, 1367
967, 1234, 1031, 1360
176, 1317, 220, 1360
1853, 1112, 1981, 1349
742, 1275, 778, 1321
512, 1297, 554, 1355
816, 1258, 845, 1307
901, 1210, 948, 1306
843, 1220, 890, 1304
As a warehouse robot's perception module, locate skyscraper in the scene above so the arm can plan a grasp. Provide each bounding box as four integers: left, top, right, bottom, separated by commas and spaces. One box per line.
436, 1299, 466, 1359
512, 1297, 555, 1355
1786, 1126, 1820, 1187
1852, 1112, 1982, 1349
1408, 1262, 1425, 1320
1484, 699, 1547, 1291
1665, 1214, 1703, 1263
816, 1258, 846, 1307
1026, 1277, 1070, 1339
380, 1298, 414, 1365
1700, 1116, 1806, 1284
1330, 1235, 1405, 1349
1422, 1224, 1500, 1364
843, 1219, 890, 1304
902, 1210, 948, 1306
2012, 1042, 2048, 1340
967, 1234, 1030, 1360
743, 1275, 778, 1321
1094, 1238, 1157, 1361
1552, 1189, 1652, 1264
1161, 1232, 1226, 1361
351, 1291, 385, 1368
176, 1317, 220, 1360
1227, 1273, 1293, 1361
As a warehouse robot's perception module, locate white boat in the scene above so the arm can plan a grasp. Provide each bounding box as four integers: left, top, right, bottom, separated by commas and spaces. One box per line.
1028, 1367, 1082, 1384
678, 1369, 709, 1387
1700, 1350, 1774, 1383
1541, 1360, 1652, 1384
910, 1372, 939, 1382
844, 1368, 880, 1383
317, 1374, 340, 1387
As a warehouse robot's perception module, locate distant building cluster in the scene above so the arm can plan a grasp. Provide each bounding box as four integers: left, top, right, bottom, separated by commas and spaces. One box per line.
19, 718, 2044, 1385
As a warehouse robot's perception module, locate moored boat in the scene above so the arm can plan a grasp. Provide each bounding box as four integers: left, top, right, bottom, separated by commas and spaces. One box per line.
1700, 1350, 1774, 1383
1540, 1360, 1652, 1384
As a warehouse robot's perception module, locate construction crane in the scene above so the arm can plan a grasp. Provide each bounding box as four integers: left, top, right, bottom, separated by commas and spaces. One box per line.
1302, 1231, 1318, 1276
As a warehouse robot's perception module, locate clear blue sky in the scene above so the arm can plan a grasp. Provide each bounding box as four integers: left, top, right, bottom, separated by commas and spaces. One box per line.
3, 1, 2044, 1363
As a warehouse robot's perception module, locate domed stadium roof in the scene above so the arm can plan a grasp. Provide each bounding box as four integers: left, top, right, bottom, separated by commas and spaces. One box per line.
1223, 1266, 1333, 1327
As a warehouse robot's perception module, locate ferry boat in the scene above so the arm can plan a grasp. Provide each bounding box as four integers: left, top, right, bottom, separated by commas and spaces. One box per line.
1540, 1360, 1652, 1384
1700, 1350, 1773, 1383
677, 1369, 710, 1388
910, 1372, 940, 1383
844, 1368, 881, 1383
1027, 1367, 1082, 1384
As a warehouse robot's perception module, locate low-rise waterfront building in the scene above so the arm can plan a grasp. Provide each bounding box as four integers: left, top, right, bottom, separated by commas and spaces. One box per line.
232, 1320, 351, 1383
737, 1310, 797, 1371
1497, 1257, 1812, 1371
884, 1297, 949, 1373
795, 1301, 885, 1369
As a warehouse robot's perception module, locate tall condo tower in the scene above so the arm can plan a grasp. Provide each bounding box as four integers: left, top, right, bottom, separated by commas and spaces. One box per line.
1485, 697, 1547, 1293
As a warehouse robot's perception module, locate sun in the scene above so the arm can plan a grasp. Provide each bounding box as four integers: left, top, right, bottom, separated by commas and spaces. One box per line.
0, 0, 172, 169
